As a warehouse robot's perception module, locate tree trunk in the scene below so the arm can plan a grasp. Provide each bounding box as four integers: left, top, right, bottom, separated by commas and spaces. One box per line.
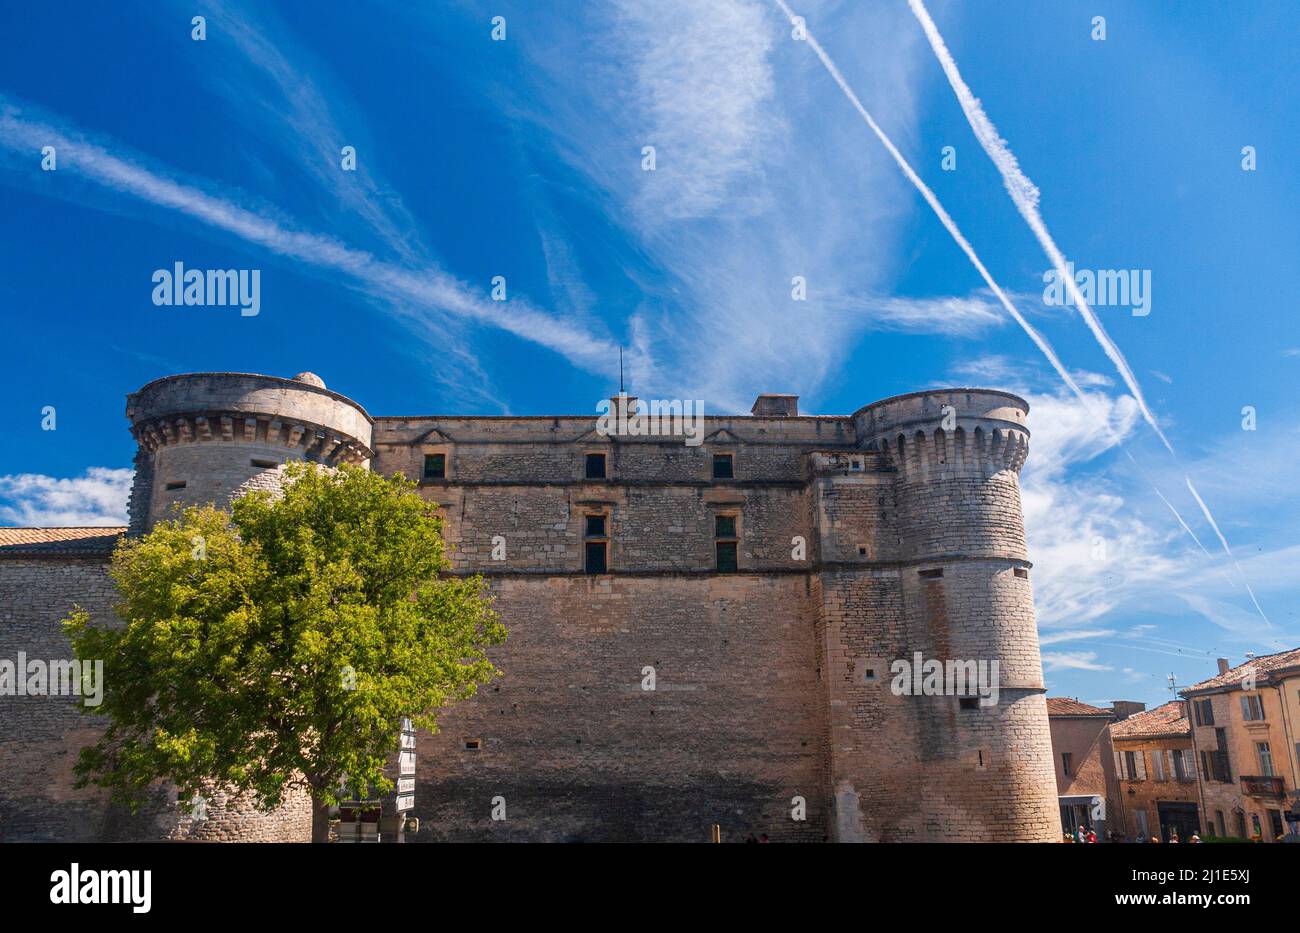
311, 796, 333, 843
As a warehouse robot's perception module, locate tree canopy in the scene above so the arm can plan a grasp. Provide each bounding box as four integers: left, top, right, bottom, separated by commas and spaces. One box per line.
65, 461, 505, 840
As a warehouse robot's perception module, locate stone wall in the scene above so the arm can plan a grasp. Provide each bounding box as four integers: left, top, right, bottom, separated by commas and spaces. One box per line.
0, 554, 314, 842
1, 375, 1064, 842
0, 557, 116, 842
409, 574, 828, 842
1112, 736, 1200, 840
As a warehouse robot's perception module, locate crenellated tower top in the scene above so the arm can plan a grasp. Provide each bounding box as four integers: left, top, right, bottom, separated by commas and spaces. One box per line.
852, 388, 1029, 478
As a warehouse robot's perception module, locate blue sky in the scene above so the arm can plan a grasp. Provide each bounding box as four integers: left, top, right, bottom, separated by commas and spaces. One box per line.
1, 0, 1296, 708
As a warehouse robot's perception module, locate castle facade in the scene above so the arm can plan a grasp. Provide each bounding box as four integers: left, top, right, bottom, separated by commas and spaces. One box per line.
0, 371, 1061, 842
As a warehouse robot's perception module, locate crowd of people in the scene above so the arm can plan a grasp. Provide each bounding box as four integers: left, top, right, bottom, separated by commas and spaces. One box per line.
1064, 826, 1200, 843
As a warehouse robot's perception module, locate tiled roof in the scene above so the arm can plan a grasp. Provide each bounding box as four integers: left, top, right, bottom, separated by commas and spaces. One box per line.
1183, 647, 1300, 694
1109, 700, 1189, 739
0, 527, 125, 556
1046, 697, 1112, 717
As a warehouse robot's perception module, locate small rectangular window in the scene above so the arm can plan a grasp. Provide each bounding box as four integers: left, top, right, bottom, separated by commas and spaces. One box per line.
714, 513, 738, 572
464, 739, 481, 751
165, 480, 186, 491
585, 515, 606, 537
959, 697, 980, 711
1061, 752, 1073, 775
1013, 567, 1028, 579
585, 541, 607, 574
423, 453, 446, 480
918, 568, 943, 579
712, 453, 734, 479
250, 458, 278, 468
585, 453, 606, 479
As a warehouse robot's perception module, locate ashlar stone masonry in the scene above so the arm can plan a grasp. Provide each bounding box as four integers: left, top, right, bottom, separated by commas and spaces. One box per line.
0, 371, 1061, 842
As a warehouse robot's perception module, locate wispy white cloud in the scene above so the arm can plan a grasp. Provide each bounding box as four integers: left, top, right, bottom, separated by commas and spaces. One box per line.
0, 98, 620, 377
1039, 628, 1118, 646
0, 468, 132, 526
1043, 651, 1112, 672
176, 2, 512, 411
511, 0, 940, 410
196, 0, 429, 265
830, 290, 1008, 336
615, 0, 779, 224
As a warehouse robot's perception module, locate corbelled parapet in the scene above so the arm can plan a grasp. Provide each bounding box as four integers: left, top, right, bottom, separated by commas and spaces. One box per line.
853, 388, 1029, 478
125, 372, 373, 534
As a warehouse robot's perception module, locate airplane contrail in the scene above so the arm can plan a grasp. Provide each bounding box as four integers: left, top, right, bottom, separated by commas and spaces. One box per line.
903, 0, 1268, 623
769, 0, 1090, 410
0, 100, 620, 375
771, 1, 1256, 622
905, 0, 1172, 454
1186, 477, 1270, 623
1151, 484, 1213, 562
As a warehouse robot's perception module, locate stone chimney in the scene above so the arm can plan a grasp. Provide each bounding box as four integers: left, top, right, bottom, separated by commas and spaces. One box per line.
751, 394, 798, 417
1217, 657, 1230, 675
1110, 700, 1146, 721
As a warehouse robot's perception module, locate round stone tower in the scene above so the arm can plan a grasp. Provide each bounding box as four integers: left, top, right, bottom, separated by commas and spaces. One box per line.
850, 389, 1060, 842
125, 371, 373, 534
116, 371, 373, 842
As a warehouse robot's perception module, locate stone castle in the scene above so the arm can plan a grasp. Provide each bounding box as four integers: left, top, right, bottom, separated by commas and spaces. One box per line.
0, 370, 1062, 842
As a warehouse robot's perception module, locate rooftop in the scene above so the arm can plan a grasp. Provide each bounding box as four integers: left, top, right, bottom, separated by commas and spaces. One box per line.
1109, 700, 1190, 739
0, 527, 125, 556
1183, 646, 1300, 694
1045, 697, 1112, 717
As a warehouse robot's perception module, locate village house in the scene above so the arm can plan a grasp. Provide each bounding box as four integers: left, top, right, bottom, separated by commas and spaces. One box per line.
1109, 700, 1200, 842
1182, 650, 1300, 841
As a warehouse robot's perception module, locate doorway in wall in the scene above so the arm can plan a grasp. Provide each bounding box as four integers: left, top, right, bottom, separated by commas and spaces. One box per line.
1157, 801, 1200, 842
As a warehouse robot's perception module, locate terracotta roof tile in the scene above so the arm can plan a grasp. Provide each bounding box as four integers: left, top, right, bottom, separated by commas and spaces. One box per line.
0, 527, 125, 556
1109, 700, 1189, 739
1046, 697, 1112, 717
1183, 647, 1300, 694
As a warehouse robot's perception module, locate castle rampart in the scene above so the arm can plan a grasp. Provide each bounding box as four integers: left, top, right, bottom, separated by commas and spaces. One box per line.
0, 374, 1061, 842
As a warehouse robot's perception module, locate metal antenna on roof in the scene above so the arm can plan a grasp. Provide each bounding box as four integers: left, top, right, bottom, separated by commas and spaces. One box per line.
619, 347, 625, 396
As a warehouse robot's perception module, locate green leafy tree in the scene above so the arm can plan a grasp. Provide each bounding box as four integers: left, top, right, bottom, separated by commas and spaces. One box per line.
65, 462, 505, 841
